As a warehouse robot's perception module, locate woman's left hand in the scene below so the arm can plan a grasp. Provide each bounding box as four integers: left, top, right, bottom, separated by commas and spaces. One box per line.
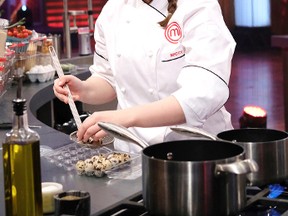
76, 96, 186, 143
76, 110, 132, 143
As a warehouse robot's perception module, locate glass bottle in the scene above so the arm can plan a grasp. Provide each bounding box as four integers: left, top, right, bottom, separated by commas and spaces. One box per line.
2, 98, 43, 216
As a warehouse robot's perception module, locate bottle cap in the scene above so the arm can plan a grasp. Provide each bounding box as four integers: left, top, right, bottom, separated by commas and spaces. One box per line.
12, 98, 27, 115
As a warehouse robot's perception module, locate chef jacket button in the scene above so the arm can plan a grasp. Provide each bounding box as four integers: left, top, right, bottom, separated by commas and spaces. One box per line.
117, 53, 121, 57
148, 88, 154, 94
147, 51, 153, 57
121, 87, 126, 93
126, 20, 130, 24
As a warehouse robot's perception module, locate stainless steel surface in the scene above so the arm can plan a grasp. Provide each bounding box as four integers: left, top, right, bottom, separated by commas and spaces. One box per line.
173, 126, 288, 186
98, 122, 149, 149
78, 31, 92, 56
69, 10, 87, 33
170, 125, 218, 140
63, 0, 94, 58
68, 10, 87, 16
88, 0, 94, 30
217, 128, 288, 186
97, 122, 254, 216
142, 141, 249, 216
63, 0, 71, 59
50, 34, 62, 59
215, 159, 258, 175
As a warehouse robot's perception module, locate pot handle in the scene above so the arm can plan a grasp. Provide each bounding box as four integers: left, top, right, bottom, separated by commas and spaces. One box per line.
98, 121, 149, 149
215, 159, 259, 175
170, 125, 218, 141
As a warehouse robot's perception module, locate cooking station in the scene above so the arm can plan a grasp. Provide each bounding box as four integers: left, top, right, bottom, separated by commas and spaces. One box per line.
1, 58, 288, 216
94, 187, 288, 216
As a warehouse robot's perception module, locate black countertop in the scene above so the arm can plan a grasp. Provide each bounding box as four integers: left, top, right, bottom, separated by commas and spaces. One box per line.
0, 69, 142, 215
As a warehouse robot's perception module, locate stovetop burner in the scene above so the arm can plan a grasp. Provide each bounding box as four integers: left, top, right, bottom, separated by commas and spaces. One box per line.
93, 186, 288, 216
240, 186, 288, 216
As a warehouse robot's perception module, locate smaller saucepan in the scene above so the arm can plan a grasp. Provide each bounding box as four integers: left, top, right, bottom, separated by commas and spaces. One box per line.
171, 125, 288, 187
98, 122, 258, 216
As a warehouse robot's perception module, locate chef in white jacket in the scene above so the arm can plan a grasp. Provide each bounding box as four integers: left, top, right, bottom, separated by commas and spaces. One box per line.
54, 0, 236, 152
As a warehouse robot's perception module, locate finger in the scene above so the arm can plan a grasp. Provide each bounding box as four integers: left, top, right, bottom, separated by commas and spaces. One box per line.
53, 88, 68, 103
58, 76, 69, 86
53, 80, 69, 103
92, 129, 107, 141
82, 124, 100, 142
76, 119, 95, 142
76, 125, 87, 141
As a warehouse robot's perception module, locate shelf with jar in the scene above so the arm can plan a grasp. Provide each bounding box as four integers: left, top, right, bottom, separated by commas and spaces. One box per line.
7, 30, 55, 80
0, 49, 15, 99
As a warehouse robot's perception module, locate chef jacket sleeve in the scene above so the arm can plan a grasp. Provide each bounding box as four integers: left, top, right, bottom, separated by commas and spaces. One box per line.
172, 68, 229, 127
172, 0, 236, 127
89, 15, 116, 89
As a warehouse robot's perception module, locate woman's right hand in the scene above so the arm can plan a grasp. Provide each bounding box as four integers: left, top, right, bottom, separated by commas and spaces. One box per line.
53, 75, 84, 104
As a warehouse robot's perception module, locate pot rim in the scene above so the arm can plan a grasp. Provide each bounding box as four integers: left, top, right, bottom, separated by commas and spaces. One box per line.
141, 139, 246, 164
217, 128, 288, 144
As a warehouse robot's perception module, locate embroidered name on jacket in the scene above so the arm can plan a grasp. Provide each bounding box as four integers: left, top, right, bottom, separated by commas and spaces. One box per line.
165, 22, 182, 44
170, 50, 184, 58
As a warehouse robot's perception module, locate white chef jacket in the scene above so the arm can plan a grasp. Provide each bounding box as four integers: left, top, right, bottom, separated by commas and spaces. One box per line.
89, 0, 236, 153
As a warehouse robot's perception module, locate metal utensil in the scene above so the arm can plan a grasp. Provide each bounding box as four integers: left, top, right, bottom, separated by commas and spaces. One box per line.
98, 122, 149, 149
49, 46, 82, 129
170, 125, 218, 140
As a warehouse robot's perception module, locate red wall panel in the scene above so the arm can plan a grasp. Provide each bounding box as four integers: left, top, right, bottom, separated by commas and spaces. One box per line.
45, 0, 107, 28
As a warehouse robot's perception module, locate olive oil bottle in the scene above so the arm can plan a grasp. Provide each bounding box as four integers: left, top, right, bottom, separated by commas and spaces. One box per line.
2, 98, 43, 216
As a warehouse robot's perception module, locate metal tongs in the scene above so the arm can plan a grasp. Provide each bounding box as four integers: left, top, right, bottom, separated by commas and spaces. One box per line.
49, 46, 82, 129
49, 46, 95, 144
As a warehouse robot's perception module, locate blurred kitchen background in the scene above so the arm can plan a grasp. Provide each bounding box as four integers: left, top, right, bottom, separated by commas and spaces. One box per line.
1, 0, 288, 131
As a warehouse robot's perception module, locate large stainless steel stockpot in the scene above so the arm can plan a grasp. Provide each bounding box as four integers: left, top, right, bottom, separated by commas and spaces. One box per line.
98, 122, 258, 216
171, 126, 288, 187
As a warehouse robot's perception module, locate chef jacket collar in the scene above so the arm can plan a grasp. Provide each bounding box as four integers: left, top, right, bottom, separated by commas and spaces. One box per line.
150, 0, 168, 11
125, 0, 168, 16
149, 0, 168, 13
138, 0, 168, 16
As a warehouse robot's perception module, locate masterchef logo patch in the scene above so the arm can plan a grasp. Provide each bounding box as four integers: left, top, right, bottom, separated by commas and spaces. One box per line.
165, 22, 182, 44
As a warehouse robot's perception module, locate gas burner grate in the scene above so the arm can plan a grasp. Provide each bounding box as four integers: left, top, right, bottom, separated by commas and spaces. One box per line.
238, 187, 288, 216
93, 187, 288, 216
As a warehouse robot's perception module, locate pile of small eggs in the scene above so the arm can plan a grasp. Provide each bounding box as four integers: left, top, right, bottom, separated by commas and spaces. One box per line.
75, 152, 131, 177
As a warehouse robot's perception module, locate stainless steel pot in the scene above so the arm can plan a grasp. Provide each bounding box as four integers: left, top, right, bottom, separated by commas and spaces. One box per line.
98, 122, 258, 216
171, 126, 288, 187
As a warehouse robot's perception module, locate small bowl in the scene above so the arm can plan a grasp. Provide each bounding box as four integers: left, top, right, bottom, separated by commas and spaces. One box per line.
69, 131, 114, 148
54, 190, 90, 216
42, 182, 63, 214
